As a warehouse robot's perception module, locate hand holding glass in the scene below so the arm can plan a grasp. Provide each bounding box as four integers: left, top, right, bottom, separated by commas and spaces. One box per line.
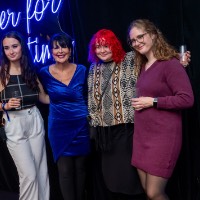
133, 87, 139, 98
132, 88, 139, 110
179, 45, 187, 62
12, 91, 21, 110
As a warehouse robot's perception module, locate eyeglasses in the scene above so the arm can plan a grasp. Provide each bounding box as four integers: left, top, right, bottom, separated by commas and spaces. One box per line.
129, 32, 148, 47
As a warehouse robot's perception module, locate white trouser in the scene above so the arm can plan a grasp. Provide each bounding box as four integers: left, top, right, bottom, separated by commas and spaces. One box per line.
4, 106, 50, 200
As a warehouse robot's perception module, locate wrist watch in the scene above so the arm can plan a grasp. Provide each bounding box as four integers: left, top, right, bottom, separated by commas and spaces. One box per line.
153, 98, 158, 108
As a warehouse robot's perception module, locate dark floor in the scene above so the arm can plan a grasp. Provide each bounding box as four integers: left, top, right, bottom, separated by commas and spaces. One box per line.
0, 190, 18, 200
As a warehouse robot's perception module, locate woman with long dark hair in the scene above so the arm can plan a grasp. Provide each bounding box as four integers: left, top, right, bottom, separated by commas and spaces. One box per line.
0, 31, 50, 200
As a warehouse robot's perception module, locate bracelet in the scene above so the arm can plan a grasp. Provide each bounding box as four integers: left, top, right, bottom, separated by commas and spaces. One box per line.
2, 103, 7, 111
1, 103, 10, 122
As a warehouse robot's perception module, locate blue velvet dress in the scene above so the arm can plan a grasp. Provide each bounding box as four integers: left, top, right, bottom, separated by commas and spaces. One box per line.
39, 64, 90, 161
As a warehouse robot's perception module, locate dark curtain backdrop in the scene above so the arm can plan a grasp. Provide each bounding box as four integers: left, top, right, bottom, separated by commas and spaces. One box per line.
0, 0, 200, 200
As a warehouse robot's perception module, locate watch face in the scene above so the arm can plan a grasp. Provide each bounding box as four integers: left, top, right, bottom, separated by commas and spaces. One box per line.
153, 98, 158, 108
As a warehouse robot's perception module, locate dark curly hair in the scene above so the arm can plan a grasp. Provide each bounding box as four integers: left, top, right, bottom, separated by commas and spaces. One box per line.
0, 31, 39, 91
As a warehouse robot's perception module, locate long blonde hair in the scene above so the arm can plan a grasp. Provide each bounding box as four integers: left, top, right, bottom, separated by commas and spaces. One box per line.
127, 19, 179, 77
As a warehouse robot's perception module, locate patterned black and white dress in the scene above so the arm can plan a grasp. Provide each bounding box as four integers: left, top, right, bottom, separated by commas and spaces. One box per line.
88, 51, 144, 196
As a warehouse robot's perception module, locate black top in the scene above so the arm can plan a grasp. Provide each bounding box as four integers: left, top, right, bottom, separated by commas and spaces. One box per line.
0, 75, 38, 110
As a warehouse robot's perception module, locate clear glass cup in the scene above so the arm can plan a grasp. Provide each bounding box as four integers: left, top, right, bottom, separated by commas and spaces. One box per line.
133, 87, 139, 98
12, 91, 21, 110
179, 45, 187, 62
132, 88, 140, 110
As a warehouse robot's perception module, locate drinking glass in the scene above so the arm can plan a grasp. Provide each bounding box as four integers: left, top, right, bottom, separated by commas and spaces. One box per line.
12, 91, 21, 110
179, 45, 187, 62
133, 87, 140, 98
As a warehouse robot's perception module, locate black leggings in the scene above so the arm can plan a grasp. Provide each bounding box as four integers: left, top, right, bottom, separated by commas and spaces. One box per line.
57, 156, 87, 200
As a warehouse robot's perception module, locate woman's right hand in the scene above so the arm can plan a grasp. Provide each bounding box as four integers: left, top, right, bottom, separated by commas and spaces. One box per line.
4, 98, 21, 110
132, 97, 154, 110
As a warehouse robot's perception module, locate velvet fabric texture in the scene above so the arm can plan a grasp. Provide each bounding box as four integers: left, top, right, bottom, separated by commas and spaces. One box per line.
39, 64, 90, 161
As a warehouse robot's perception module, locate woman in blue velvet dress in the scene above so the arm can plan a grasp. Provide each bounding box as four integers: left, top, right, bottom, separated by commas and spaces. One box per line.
39, 32, 90, 200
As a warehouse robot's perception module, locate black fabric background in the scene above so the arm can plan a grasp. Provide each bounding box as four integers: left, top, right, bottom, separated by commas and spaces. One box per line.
0, 0, 200, 199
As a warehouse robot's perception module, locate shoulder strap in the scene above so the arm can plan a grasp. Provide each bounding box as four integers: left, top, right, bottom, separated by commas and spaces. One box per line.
96, 64, 118, 111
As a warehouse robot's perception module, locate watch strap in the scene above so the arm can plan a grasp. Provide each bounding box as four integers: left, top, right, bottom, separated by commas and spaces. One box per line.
153, 98, 158, 108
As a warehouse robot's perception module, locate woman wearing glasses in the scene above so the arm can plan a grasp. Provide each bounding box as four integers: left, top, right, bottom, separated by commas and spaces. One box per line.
128, 19, 194, 200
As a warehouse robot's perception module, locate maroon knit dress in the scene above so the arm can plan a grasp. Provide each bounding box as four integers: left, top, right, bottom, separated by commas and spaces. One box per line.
131, 58, 194, 178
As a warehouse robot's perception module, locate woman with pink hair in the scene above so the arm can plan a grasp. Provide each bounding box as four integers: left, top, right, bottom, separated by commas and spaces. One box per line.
87, 29, 145, 200
87, 28, 191, 200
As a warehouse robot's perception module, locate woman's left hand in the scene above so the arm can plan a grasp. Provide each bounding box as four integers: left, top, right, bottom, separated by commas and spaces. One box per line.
131, 97, 154, 110
180, 51, 191, 67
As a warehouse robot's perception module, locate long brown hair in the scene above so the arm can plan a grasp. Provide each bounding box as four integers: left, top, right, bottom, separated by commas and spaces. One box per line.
0, 31, 39, 91
127, 19, 179, 77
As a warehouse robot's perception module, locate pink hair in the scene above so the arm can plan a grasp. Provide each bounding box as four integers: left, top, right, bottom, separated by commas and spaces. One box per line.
88, 29, 126, 64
